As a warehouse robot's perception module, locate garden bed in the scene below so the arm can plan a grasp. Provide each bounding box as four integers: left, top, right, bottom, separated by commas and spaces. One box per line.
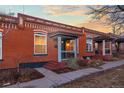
52, 59, 104, 74
53, 66, 90, 74
53, 67, 75, 74
0, 68, 44, 87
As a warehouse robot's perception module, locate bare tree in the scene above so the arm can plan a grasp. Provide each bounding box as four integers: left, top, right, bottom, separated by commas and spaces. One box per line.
88, 5, 124, 35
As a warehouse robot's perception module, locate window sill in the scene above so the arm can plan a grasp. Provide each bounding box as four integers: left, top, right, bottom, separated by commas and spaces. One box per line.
85, 51, 94, 53
33, 54, 48, 56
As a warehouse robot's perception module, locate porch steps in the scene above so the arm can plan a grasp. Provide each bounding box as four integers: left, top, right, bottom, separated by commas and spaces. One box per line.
43, 61, 66, 70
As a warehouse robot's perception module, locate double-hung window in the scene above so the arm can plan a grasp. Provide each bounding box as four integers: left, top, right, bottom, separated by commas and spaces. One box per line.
86, 38, 93, 52
34, 32, 47, 55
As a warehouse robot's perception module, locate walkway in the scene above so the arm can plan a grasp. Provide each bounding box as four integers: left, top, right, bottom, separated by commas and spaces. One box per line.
6, 60, 124, 88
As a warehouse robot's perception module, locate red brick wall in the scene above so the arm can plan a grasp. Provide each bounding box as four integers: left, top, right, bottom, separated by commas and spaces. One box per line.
0, 27, 112, 69
78, 31, 95, 58
0, 28, 58, 69
119, 43, 124, 52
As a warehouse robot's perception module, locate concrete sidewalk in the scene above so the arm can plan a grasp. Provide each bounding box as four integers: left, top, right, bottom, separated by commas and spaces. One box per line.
6, 60, 124, 88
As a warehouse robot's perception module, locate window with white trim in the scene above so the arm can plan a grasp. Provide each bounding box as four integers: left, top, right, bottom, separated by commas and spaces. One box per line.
0, 32, 2, 59
86, 38, 93, 52
76, 38, 79, 53
34, 32, 47, 54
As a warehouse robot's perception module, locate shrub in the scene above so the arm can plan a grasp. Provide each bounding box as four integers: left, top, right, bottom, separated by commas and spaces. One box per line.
112, 57, 119, 61
88, 59, 104, 67
65, 58, 79, 70
12, 71, 21, 81
77, 59, 89, 66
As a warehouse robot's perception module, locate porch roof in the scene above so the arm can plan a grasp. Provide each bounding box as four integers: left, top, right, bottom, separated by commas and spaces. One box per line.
94, 34, 117, 42
48, 31, 82, 38
116, 36, 124, 43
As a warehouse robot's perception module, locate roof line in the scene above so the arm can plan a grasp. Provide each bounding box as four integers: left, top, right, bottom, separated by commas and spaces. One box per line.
18, 13, 81, 30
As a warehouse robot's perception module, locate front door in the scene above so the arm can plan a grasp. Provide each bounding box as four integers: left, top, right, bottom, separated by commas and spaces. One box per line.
61, 39, 76, 60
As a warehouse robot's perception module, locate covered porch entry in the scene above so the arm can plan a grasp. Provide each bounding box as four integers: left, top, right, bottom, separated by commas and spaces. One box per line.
94, 34, 116, 60
49, 31, 81, 62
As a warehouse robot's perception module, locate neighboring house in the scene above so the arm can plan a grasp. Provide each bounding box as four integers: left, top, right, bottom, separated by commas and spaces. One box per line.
115, 33, 124, 54
0, 13, 117, 69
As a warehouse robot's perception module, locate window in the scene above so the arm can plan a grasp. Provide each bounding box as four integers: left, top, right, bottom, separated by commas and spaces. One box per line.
34, 32, 47, 54
86, 38, 93, 52
0, 32, 2, 59
76, 38, 79, 53
95, 43, 99, 54
105, 48, 110, 54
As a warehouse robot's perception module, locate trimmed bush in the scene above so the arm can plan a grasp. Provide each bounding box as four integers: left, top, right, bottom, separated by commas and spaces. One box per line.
65, 58, 79, 70
77, 59, 89, 66
88, 59, 104, 67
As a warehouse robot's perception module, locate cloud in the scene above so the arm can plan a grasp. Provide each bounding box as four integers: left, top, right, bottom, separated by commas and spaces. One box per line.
76, 21, 112, 33
41, 5, 88, 16
40, 5, 112, 33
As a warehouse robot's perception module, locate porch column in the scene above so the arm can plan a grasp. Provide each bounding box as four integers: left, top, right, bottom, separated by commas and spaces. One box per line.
102, 40, 105, 56
58, 36, 62, 62
109, 41, 112, 55
74, 39, 77, 58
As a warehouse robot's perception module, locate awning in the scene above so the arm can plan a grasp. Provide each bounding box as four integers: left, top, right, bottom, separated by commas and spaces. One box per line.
48, 31, 82, 39
94, 34, 116, 42
116, 37, 124, 43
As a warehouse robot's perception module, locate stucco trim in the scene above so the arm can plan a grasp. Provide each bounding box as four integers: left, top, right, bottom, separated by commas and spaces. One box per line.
0, 29, 3, 32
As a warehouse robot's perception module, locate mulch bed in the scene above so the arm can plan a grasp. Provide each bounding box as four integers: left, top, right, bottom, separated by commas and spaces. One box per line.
52, 63, 105, 74
52, 67, 75, 74
0, 68, 44, 87
58, 65, 124, 88
52, 65, 90, 74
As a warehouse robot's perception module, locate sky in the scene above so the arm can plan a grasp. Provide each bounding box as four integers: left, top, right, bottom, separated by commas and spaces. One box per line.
0, 5, 111, 33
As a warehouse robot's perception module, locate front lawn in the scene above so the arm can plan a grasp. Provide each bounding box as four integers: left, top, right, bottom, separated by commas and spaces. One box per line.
58, 65, 124, 88
0, 68, 44, 87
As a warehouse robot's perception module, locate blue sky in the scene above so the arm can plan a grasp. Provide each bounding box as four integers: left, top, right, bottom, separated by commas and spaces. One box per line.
0, 5, 111, 32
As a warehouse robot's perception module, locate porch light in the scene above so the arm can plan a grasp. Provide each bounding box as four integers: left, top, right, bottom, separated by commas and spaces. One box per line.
66, 41, 70, 47
66, 43, 70, 47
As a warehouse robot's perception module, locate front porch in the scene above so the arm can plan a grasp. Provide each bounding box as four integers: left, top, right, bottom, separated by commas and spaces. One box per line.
94, 34, 116, 61
49, 31, 81, 62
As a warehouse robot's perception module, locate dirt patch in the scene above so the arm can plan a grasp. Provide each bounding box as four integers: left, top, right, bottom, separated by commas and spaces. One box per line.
0, 68, 44, 87
58, 65, 124, 88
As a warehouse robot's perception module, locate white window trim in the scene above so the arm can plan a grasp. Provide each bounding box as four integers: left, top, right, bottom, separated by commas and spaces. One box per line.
0, 32, 2, 59
34, 32, 47, 55
86, 38, 93, 52
76, 38, 79, 54
33, 29, 48, 34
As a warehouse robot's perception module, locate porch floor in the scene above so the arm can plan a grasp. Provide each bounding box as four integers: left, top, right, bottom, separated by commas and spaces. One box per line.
6, 60, 124, 88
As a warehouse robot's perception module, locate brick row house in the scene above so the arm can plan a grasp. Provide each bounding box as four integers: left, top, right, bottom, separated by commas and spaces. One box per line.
0, 13, 120, 69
